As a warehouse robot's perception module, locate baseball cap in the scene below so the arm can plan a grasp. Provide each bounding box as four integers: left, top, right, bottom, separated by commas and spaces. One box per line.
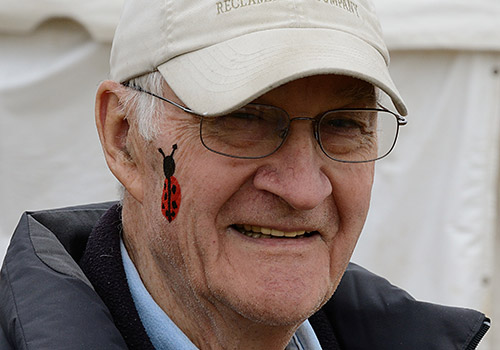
110, 0, 408, 116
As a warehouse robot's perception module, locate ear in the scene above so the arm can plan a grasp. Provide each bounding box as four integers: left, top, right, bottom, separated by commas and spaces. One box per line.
95, 80, 144, 203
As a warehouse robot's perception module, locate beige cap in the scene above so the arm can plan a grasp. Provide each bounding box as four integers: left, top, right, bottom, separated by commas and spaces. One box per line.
110, 0, 407, 116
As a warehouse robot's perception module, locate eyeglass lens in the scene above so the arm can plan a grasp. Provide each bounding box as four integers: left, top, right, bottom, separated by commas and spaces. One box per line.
200, 104, 399, 162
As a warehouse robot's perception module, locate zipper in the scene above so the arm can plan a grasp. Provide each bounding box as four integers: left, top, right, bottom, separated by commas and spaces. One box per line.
465, 318, 491, 350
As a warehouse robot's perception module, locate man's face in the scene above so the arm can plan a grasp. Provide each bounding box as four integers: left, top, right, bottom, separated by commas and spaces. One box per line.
129, 74, 375, 327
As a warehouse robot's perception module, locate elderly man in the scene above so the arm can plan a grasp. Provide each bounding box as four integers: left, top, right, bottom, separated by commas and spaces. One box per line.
0, 0, 490, 349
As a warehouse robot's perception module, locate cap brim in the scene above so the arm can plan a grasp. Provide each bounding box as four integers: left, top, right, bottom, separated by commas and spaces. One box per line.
158, 28, 408, 116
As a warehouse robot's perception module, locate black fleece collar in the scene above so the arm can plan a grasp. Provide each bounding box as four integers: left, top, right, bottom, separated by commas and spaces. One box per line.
80, 204, 155, 350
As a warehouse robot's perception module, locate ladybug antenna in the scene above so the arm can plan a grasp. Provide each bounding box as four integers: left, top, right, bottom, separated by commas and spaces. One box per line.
170, 144, 178, 157
158, 148, 166, 158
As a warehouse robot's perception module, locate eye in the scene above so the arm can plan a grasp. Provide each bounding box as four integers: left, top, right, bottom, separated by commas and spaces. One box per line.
226, 111, 261, 121
327, 116, 363, 129
231, 109, 259, 118
214, 110, 261, 130
322, 113, 367, 135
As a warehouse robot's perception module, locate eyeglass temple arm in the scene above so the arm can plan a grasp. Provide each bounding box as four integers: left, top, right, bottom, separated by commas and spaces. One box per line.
377, 103, 407, 126
121, 82, 197, 115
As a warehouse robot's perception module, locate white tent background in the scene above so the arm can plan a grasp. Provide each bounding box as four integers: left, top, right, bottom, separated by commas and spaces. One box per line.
0, 0, 499, 348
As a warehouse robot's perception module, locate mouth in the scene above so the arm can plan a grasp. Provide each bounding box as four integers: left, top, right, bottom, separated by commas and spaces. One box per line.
232, 224, 318, 239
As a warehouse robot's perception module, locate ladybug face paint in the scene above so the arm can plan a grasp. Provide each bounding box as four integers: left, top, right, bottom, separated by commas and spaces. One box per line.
159, 144, 181, 223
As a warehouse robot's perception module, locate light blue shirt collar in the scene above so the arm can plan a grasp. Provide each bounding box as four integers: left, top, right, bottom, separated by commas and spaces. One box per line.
121, 239, 322, 350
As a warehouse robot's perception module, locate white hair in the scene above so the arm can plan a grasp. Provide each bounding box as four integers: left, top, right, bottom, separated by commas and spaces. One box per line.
118, 71, 166, 141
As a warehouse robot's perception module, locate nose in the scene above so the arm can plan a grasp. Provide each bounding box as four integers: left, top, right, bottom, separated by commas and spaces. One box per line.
253, 121, 333, 211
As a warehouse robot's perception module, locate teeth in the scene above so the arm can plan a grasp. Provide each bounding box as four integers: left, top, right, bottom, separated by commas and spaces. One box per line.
261, 227, 271, 235
271, 229, 285, 237
285, 230, 306, 237
236, 225, 310, 238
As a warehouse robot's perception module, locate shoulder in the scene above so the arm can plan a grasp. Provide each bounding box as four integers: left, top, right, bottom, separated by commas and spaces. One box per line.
0, 202, 127, 349
311, 263, 489, 349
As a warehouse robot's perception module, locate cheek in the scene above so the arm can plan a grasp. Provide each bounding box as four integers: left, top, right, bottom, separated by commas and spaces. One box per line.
333, 164, 374, 217
327, 164, 374, 265
152, 153, 252, 260
176, 156, 255, 218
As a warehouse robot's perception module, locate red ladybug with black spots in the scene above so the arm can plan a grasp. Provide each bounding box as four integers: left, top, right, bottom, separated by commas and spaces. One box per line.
159, 144, 181, 223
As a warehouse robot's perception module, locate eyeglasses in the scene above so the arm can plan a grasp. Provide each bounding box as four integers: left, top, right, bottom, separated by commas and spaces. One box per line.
123, 83, 407, 163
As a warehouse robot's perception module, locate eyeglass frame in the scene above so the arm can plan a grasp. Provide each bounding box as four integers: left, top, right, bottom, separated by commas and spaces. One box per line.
122, 82, 407, 163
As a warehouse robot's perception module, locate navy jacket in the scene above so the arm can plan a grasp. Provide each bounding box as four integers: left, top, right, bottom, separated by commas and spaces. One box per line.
0, 202, 490, 349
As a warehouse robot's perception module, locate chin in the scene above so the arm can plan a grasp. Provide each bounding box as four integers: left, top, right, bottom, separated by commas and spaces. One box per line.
241, 294, 328, 327
212, 276, 334, 327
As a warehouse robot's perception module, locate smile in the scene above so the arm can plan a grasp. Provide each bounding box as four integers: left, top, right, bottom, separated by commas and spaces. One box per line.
232, 224, 318, 239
